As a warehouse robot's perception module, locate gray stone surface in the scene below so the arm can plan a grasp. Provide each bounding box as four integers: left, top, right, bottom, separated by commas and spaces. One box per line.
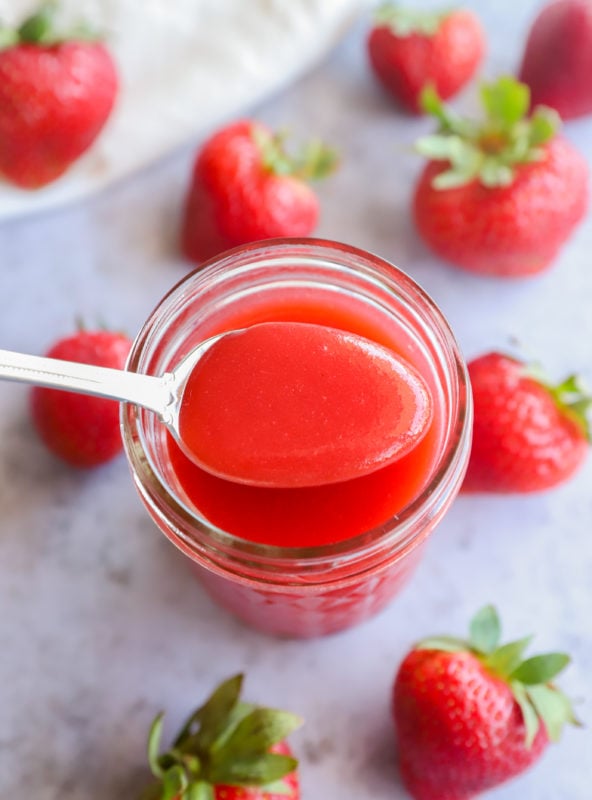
0, 2, 590, 798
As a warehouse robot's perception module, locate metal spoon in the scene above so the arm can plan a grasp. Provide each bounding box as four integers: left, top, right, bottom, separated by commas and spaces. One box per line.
0, 332, 225, 447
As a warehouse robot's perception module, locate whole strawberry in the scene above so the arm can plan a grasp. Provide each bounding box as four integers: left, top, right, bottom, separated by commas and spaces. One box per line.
30, 329, 132, 468
463, 352, 590, 493
140, 674, 301, 800
413, 77, 588, 276
367, 4, 485, 113
519, 0, 592, 120
0, 2, 118, 189
181, 120, 337, 264
393, 605, 579, 800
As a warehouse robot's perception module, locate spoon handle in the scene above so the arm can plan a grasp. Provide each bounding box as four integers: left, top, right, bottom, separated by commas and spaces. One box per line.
0, 348, 173, 417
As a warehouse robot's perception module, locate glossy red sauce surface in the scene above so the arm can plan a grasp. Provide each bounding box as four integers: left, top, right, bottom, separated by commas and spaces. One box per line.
178, 322, 433, 488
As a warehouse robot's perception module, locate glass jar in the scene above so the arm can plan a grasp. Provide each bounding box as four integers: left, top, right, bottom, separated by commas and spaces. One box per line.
122, 238, 472, 637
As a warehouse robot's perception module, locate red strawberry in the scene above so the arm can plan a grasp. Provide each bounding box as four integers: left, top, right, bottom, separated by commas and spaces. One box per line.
393, 605, 579, 800
140, 674, 301, 800
0, 3, 118, 189
519, 0, 592, 120
30, 329, 132, 468
367, 4, 485, 113
463, 352, 590, 493
181, 120, 337, 264
413, 77, 588, 276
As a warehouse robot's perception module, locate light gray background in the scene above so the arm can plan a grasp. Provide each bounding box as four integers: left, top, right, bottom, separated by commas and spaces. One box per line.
0, 1, 590, 798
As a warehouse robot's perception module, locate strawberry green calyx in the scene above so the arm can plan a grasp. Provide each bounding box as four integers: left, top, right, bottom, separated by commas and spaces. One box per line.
374, 3, 450, 37
0, 1, 101, 48
18, 2, 58, 44
417, 605, 581, 747
252, 126, 339, 182
416, 76, 560, 189
140, 674, 302, 800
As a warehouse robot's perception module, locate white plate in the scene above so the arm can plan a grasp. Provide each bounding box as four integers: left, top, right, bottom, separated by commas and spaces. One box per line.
0, 0, 365, 219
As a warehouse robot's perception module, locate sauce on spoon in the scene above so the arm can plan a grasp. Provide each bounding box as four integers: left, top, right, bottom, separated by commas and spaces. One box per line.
177, 322, 433, 488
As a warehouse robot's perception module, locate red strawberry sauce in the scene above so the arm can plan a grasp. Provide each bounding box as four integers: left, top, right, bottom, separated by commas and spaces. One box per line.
167, 291, 444, 549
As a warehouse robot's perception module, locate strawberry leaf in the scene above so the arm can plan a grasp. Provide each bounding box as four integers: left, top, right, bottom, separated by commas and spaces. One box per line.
255, 128, 294, 176
419, 136, 483, 189
148, 713, 165, 777
415, 134, 466, 161
511, 653, 571, 685
481, 76, 530, 127
416, 636, 468, 652
529, 107, 561, 146
18, 2, 57, 44
420, 85, 451, 126
253, 127, 337, 182
174, 674, 243, 750
486, 636, 533, 677
555, 374, 584, 395
527, 684, 582, 742
203, 701, 256, 752
433, 164, 480, 190
419, 86, 474, 137
296, 139, 339, 181
210, 752, 298, 786
479, 159, 514, 188
511, 681, 540, 748
186, 782, 215, 800
213, 707, 303, 759
469, 605, 501, 654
